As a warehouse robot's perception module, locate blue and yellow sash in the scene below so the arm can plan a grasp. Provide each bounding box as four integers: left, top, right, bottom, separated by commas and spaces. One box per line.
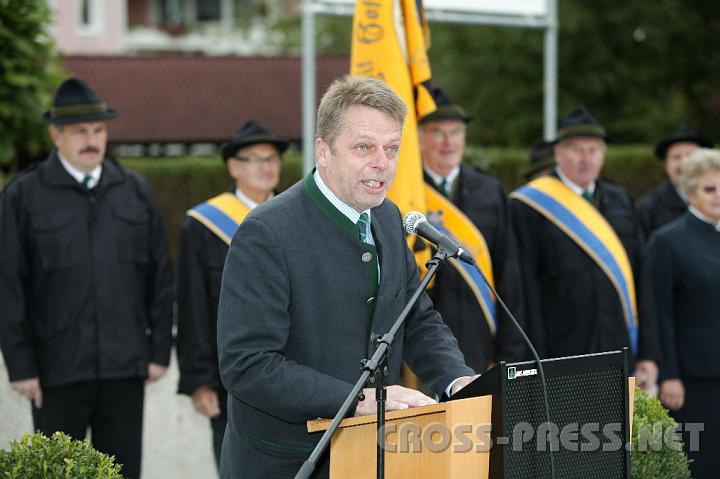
187, 193, 251, 245
510, 176, 639, 354
424, 183, 498, 336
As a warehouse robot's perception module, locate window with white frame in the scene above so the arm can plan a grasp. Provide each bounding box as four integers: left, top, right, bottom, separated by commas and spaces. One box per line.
78, 0, 103, 36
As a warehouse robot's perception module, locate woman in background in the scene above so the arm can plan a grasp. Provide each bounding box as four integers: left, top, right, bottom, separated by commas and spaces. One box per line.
648, 148, 720, 478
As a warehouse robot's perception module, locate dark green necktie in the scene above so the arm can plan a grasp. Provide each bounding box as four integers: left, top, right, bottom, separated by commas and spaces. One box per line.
81, 174, 92, 190
439, 178, 449, 197
582, 190, 594, 203
357, 212, 369, 243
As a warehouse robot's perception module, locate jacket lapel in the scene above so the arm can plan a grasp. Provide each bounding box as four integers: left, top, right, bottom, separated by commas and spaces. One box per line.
39, 151, 125, 192
368, 203, 404, 335
39, 151, 83, 189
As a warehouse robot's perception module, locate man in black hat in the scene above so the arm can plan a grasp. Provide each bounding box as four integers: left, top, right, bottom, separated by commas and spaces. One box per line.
418, 87, 526, 372
637, 124, 714, 238
0, 77, 173, 479
522, 139, 555, 182
509, 106, 661, 390
176, 120, 288, 468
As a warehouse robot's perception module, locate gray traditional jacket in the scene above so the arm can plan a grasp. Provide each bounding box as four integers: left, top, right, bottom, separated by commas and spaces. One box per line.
217, 172, 473, 478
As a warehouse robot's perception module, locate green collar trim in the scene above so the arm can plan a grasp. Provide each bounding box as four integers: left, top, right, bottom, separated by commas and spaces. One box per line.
304, 169, 358, 240
244, 432, 313, 453
51, 102, 108, 119
556, 124, 606, 141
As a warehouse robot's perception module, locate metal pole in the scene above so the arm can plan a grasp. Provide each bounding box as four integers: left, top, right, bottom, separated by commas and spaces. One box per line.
301, 0, 317, 175
543, 0, 558, 141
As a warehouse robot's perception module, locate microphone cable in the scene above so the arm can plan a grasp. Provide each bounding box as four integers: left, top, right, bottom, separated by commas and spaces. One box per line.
404, 210, 556, 477
464, 258, 557, 479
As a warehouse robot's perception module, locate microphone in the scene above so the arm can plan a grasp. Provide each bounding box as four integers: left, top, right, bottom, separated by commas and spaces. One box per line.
404, 213, 556, 477
403, 211, 475, 265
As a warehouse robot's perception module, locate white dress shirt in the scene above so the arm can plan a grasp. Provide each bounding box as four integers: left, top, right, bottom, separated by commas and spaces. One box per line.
57, 152, 102, 189
555, 166, 596, 196
235, 188, 273, 210
423, 165, 460, 195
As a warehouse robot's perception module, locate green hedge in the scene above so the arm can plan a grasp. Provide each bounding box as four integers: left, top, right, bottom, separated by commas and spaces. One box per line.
463, 144, 665, 194
119, 152, 304, 266
2, 146, 665, 270
120, 144, 664, 267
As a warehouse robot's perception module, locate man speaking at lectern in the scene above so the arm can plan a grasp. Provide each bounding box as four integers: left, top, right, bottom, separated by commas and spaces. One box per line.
217, 75, 477, 478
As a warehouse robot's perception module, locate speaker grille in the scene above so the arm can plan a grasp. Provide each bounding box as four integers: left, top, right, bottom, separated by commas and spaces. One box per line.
504, 367, 627, 478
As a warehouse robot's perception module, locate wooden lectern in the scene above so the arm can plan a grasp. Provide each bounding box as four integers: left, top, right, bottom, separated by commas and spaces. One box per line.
307, 395, 493, 478
307, 364, 634, 479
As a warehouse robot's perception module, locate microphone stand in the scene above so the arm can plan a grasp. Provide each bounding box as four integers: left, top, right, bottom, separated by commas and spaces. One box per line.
295, 247, 453, 479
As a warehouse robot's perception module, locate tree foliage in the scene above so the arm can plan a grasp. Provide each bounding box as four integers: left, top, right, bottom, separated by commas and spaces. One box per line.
0, 0, 64, 172
271, 1, 720, 148
430, 0, 720, 146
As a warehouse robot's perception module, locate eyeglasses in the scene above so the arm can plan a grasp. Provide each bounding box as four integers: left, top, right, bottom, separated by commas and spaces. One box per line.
700, 184, 719, 194
560, 143, 605, 156
426, 128, 466, 141
233, 155, 281, 165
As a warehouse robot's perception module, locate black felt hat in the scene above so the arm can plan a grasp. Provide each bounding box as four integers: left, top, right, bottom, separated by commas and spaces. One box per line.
654, 124, 713, 160
553, 106, 609, 143
43, 77, 118, 125
221, 121, 289, 162
418, 87, 473, 125
523, 139, 555, 180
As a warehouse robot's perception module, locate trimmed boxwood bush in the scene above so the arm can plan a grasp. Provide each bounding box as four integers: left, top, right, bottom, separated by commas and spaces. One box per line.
0, 431, 124, 478
630, 388, 691, 478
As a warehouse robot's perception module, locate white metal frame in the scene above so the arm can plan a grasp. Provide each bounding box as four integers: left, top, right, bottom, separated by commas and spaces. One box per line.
301, 0, 558, 173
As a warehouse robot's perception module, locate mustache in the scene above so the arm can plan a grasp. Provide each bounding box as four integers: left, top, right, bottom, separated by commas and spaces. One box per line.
79, 147, 101, 154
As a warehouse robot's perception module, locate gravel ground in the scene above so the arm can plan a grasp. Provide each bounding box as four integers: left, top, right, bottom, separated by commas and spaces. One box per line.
0, 350, 218, 479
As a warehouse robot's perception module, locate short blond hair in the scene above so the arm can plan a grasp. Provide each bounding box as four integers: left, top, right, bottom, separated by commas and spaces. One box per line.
316, 75, 407, 151
678, 148, 720, 197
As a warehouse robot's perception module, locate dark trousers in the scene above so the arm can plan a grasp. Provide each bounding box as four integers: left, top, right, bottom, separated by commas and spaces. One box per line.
32, 378, 144, 479
670, 378, 720, 479
671, 378, 720, 479
210, 390, 228, 470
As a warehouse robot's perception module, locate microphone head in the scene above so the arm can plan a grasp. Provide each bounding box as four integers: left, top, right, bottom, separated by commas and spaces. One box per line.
403, 211, 426, 235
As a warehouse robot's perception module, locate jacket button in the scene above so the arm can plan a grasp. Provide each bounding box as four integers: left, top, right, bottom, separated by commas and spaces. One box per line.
366, 296, 375, 304
361, 252, 372, 263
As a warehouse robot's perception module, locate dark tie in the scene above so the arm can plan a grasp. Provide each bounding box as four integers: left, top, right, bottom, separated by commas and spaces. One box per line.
357, 212, 369, 243
439, 178, 449, 197
582, 191, 594, 203
81, 174, 92, 190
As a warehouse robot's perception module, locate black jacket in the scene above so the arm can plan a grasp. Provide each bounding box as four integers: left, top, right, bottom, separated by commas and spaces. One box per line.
0, 152, 173, 388
425, 165, 526, 372
509, 177, 662, 365
176, 212, 229, 396
637, 178, 687, 240
647, 213, 720, 380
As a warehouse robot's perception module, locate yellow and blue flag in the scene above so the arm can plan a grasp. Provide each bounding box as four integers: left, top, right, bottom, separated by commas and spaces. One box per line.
351, 0, 433, 217
350, 0, 497, 333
